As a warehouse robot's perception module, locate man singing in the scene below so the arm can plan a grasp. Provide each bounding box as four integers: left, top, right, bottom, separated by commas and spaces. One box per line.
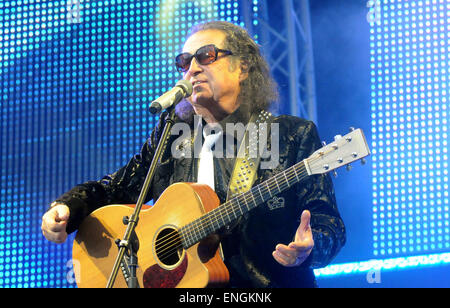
41, 21, 346, 288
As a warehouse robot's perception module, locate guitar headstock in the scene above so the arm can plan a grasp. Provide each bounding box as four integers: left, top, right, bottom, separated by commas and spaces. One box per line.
306, 128, 370, 175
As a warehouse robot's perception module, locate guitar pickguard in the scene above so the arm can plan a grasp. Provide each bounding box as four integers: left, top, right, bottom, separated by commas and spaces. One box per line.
142, 254, 188, 288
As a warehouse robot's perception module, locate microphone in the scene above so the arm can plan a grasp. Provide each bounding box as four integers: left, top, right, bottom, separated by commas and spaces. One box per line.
149, 80, 193, 114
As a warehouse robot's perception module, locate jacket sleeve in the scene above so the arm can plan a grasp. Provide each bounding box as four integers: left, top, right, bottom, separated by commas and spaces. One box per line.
53, 114, 167, 234
294, 120, 346, 269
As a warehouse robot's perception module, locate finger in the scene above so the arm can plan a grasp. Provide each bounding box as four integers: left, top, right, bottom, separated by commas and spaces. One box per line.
277, 243, 309, 259
41, 222, 67, 243
275, 244, 307, 267
275, 240, 313, 257
288, 240, 314, 252
43, 214, 67, 232
49, 220, 68, 233
42, 211, 67, 233
273, 248, 312, 267
295, 210, 312, 242
55, 205, 70, 222
277, 244, 311, 267
272, 250, 297, 267
275, 243, 291, 252
299, 210, 311, 232
275, 245, 296, 258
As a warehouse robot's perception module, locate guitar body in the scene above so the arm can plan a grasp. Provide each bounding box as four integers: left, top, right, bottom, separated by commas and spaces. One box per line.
72, 182, 230, 288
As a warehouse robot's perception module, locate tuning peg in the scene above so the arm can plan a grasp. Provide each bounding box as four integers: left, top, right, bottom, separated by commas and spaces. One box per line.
322, 141, 327, 146
334, 135, 342, 141
361, 158, 367, 165
346, 164, 352, 171
332, 170, 338, 178
349, 127, 355, 132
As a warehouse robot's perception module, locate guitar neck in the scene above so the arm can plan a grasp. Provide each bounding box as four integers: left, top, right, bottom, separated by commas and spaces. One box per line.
180, 160, 310, 249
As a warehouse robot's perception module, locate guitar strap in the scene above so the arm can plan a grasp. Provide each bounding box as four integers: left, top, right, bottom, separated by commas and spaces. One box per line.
226, 109, 274, 201
217, 110, 274, 262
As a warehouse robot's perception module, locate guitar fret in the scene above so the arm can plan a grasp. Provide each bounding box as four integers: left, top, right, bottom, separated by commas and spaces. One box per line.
198, 220, 207, 240
249, 192, 256, 209
197, 220, 207, 243
283, 172, 290, 187
226, 201, 233, 225
217, 206, 226, 228
257, 185, 264, 203
274, 177, 281, 192
265, 181, 272, 197
208, 213, 215, 231
203, 220, 209, 239
181, 225, 193, 248
216, 211, 222, 228
187, 224, 194, 242
208, 212, 217, 232
179, 227, 187, 247
228, 200, 235, 220
293, 165, 300, 182
243, 194, 250, 211
196, 219, 203, 241
213, 207, 224, 230
235, 197, 244, 215
234, 199, 240, 219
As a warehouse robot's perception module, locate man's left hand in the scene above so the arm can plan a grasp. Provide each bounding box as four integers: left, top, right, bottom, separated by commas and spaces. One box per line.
272, 210, 314, 267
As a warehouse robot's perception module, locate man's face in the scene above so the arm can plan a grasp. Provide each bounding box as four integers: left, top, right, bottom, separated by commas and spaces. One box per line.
181, 29, 245, 120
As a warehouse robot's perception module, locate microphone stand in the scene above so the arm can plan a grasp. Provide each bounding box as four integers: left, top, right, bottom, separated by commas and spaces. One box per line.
106, 105, 177, 288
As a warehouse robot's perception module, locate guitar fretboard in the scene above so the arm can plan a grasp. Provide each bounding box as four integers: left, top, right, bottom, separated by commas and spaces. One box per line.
179, 161, 309, 248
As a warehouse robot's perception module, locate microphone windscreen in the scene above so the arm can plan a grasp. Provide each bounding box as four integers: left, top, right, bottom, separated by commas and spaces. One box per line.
176, 79, 193, 97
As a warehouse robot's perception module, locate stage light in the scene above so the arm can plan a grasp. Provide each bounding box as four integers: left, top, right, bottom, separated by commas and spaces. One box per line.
315, 253, 450, 277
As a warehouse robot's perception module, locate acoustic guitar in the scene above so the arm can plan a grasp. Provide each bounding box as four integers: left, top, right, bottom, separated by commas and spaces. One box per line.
72, 128, 370, 288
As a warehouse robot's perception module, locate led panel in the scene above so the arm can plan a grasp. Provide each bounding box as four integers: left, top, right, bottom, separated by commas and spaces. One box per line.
370, 0, 449, 257
0, 0, 246, 288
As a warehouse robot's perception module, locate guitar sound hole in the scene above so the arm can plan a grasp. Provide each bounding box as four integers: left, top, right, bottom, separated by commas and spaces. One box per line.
155, 227, 183, 267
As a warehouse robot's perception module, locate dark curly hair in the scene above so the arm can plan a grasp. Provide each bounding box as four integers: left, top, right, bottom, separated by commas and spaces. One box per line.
187, 21, 279, 113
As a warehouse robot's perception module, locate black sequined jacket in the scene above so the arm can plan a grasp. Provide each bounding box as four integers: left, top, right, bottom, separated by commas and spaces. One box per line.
55, 104, 346, 288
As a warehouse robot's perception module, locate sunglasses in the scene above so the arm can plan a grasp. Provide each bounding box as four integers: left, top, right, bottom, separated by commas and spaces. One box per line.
175, 44, 233, 73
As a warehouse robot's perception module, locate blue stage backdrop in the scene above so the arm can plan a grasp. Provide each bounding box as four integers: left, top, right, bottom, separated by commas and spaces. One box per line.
0, 0, 250, 288
369, 0, 449, 258
0, 0, 449, 288
310, 0, 450, 287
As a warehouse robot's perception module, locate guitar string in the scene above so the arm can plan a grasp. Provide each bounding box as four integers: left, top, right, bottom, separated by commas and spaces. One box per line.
155, 139, 360, 260
200, 138, 357, 236
153, 136, 357, 258
155, 167, 307, 261
154, 164, 309, 261
153, 165, 306, 257
154, 145, 348, 261
155, 163, 305, 249
152, 134, 344, 252
184, 164, 305, 238
158, 143, 358, 261
155, 167, 310, 262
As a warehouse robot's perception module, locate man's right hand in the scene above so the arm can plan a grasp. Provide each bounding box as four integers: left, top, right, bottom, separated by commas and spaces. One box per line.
41, 204, 70, 244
